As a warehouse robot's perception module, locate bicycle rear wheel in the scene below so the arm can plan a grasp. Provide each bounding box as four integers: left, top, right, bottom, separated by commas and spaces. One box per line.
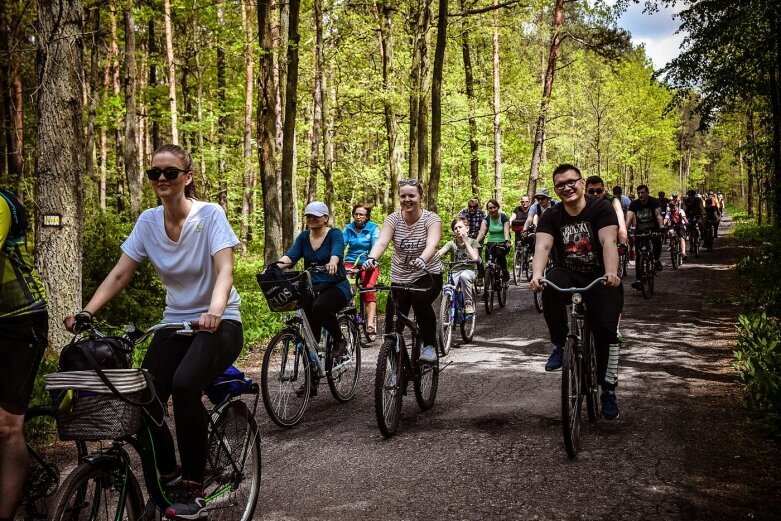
523, 247, 532, 282
670, 242, 678, 269
327, 317, 361, 402
692, 229, 700, 257
49, 461, 143, 521
438, 290, 454, 357
639, 255, 650, 299
460, 311, 476, 343
561, 338, 583, 459
513, 249, 522, 285
205, 400, 262, 521
483, 267, 494, 315
583, 327, 599, 422
261, 330, 310, 428
375, 337, 404, 438
413, 340, 439, 411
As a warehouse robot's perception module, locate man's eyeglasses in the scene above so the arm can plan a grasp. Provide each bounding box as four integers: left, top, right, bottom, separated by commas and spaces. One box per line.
146, 167, 189, 181
554, 177, 582, 191
398, 179, 420, 187
353, 212, 368, 218
468, 205, 478, 209
587, 188, 605, 195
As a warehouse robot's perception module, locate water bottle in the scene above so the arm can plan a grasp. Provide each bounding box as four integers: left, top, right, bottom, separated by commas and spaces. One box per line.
308, 351, 318, 372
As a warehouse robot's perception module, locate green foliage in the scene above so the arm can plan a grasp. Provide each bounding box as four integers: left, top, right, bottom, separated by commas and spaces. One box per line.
734, 313, 781, 435
735, 228, 781, 318
234, 255, 285, 351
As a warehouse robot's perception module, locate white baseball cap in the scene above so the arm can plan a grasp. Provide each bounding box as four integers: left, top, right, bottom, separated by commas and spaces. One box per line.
304, 201, 329, 217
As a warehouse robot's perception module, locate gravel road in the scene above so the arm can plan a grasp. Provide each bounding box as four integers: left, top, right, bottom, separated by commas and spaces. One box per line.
249, 216, 781, 520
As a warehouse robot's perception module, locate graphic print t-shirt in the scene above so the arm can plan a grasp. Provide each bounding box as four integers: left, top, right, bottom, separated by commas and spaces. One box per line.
385, 210, 443, 283
628, 197, 661, 231
537, 197, 618, 274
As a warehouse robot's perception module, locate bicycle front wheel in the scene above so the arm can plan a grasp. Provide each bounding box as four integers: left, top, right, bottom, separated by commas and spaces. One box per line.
513, 249, 522, 285
460, 310, 476, 343
533, 289, 544, 313
670, 244, 678, 269
498, 276, 507, 308
375, 337, 404, 438
583, 327, 600, 423
561, 338, 583, 459
483, 267, 494, 315
205, 400, 262, 521
413, 340, 439, 412
261, 330, 310, 428
327, 317, 361, 402
49, 462, 143, 521
438, 290, 454, 357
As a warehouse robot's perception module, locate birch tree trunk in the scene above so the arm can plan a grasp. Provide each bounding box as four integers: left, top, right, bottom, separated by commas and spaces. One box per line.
280, 0, 301, 245
306, 0, 324, 205
258, 0, 283, 263
0, 0, 24, 178
240, 0, 255, 249
85, 8, 100, 180
408, 0, 432, 181
428, 0, 447, 212
322, 41, 335, 215
36, 0, 85, 349
124, 6, 141, 218
216, 2, 228, 210
276, 0, 288, 152
149, 18, 161, 151
460, 0, 479, 197
375, 1, 401, 212
528, 0, 565, 197
164, 0, 178, 144
492, 0, 502, 204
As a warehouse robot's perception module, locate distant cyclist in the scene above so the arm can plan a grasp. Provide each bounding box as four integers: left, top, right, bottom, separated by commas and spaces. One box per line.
511, 196, 531, 245
585, 175, 629, 245
476, 199, 512, 283
530, 164, 623, 420
437, 218, 480, 316
612, 185, 631, 215
683, 189, 705, 239
457, 197, 485, 239
363, 179, 443, 363
657, 191, 670, 210
343, 203, 380, 337
665, 201, 688, 260
626, 184, 665, 287
704, 198, 721, 241
523, 188, 555, 231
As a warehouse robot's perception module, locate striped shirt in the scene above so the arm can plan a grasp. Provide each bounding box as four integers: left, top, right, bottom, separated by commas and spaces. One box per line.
385, 210, 443, 283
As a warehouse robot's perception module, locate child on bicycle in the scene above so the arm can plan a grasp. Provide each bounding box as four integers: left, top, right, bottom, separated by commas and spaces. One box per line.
437, 218, 481, 316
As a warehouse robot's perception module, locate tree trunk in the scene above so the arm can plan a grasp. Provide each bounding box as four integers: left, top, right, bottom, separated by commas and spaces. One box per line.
492, 0, 502, 204
216, 2, 228, 211
276, 0, 288, 152
164, 0, 178, 144
770, 6, 781, 227
528, 0, 565, 197
460, 0, 479, 197
258, 0, 283, 263
240, 0, 255, 250
149, 18, 161, 151
109, 3, 124, 212
306, 0, 324, 205
408, 0, 432, 181
280, 0, 301, 245
747, 109, 756, 218
322, 49, 335, 215
428, 0, 447, 212
124, 6, 141, 219
0, 0, 24, 178
375, 1, 402, 213
36, 0, 85, 349
85, 8, 100, 181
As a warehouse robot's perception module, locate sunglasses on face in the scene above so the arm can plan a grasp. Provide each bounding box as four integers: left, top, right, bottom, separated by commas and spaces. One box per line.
146, 167, 189, 181
554, 177, 582, 191
468, 205, 478, 209
398, 179, 420, 187
587, 188, 605, 195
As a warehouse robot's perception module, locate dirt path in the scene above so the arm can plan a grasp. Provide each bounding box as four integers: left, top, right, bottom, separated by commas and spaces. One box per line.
248, 216, 781, 520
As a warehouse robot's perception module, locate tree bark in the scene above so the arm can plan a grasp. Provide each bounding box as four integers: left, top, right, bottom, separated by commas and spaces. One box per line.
276, 0, 288, 152
0, 0, 24, 178
408, 0, 433, 181
280, 0, 301, 245
460, 0, 479, 197
164, 0, 178, 144
306, 0, 324, 205
124, 6, 141, 219
216, 2, 228, 210
258, 0, 283, 263
322, 46, 335, 215
241, 0, 255, 250
108, 3, 124, 211
770, 5, 781, 228
36, 0, 85, 349
149, 18, 161, 151
492, 0, 502, 204
428, 0, 447, 212
85, 8, 100, 181
528, 0, 565, 197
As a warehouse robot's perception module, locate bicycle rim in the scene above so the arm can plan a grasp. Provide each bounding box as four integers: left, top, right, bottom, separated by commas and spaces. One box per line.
438, 291, 454, 357
561, 339, 582, 459
484, 268, 494, 314
460, 312, 476, 343
523, 248, 532, 282
413, 340, 439, 411
584, 328, 599, 422
513, 251, 522, 285
50, 462, 143, 521
375, 337, 403, 438
205, 401, 262, 521
327, 317, 361, 402
260, 330, 310, 427
534, 290, 543, 313
498, 280, 507, 307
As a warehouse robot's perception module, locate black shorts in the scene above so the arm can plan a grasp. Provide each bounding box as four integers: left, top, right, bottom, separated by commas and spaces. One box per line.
0, 311, 48, 414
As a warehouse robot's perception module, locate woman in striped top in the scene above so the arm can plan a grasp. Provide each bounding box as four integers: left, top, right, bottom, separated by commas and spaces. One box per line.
362, 180, 443, 362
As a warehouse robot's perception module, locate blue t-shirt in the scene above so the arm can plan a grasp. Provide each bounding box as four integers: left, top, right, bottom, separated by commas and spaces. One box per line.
284, 228, 352, 302
342, 220, 379, 263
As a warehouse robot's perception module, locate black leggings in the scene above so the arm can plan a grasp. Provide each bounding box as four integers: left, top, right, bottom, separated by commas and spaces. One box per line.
303, 286, 349, 343
142, 320, 243, 483
485, 243, 509, 274
384, 274, 443, 347
541, 268, 623, 389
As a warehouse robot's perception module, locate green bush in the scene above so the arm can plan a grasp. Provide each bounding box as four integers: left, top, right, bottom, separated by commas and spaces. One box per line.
734, 313, 781, 434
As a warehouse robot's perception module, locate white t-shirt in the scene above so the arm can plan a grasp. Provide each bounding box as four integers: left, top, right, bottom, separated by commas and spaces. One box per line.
122, 200, 241, 323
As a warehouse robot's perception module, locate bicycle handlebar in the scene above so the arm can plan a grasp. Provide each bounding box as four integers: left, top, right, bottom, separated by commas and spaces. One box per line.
540, 275, 607, 293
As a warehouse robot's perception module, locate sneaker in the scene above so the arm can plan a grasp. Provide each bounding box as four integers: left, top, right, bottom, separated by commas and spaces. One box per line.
631, 280, 642, 291
601, 390, 620, 420
331, 338, 348, 359
655, 260, 663, 272
464, 302, 475, 314
418, 344, 437, 363
165, 484, 207, 520
544, 345, 564, 371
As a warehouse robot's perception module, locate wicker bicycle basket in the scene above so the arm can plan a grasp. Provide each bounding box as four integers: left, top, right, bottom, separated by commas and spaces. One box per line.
257, 270, 315, 312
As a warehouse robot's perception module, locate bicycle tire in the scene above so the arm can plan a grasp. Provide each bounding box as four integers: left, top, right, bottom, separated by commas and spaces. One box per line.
460, 311, 476, 343
438, 290, 454, 357
498, 275, 507, 308
49, 460, 143, 521
670, 243, 678, 269
533, 289, 544, 313
483, 267, 494, 315
16, 406, 88, 521
639, 255, 649, 299
204, 400, 262, 521
327, 317, 361, 402
260, 329, 310, 428
375, 337, 404, 438
413, 339, 439, 412
692, 229, 700, 257
561, 338, 582, 459
513, 249, 522, 285
649, 262, 655, 296
523, 247, 532, 282
584, 327, 599, 423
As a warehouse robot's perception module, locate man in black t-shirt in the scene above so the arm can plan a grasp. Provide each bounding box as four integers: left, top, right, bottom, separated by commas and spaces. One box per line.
530, 164, 623, 420
627, 184, 665, 281
511, 196, 531, 244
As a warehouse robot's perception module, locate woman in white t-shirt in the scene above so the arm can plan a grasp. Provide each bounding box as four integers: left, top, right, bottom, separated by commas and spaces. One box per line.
64, 144, 242, 518
363, 179, 443, 362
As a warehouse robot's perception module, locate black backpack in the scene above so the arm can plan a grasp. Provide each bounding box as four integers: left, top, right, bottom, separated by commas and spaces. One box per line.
0, 188, 29, 243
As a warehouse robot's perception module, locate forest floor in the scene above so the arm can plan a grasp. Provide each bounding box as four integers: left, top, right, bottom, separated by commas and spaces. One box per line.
248, 214, 781, 520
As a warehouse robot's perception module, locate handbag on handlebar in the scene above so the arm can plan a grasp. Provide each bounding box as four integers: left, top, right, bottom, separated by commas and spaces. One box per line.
257, 264, 315, 311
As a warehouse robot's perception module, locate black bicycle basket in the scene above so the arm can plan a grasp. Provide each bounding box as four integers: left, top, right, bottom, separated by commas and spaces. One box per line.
257, 268, 315, 312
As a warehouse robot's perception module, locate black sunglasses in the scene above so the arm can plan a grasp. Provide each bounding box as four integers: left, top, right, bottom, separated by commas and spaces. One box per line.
146, 167, 189, 181
468, 205, 478, 209
398, 179, 420, 187
587, 188, 605, 195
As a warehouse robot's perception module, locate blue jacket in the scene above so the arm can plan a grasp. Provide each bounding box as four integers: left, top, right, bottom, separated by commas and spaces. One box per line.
342, 220, 380, 263
284, 228, 352, 302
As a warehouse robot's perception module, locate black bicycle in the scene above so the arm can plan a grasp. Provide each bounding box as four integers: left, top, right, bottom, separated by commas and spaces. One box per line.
668, 226, 684, 269
371, 279, 439, 438
633, 230, 657, 299
483, 242, 508, 314
688, 216, 702, 258
513, 232, 534, 285
346, 254, 379, 343
540, 276, 606, 459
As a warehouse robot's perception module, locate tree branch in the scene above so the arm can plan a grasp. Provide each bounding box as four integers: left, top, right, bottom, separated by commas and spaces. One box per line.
449, 0, 525, 17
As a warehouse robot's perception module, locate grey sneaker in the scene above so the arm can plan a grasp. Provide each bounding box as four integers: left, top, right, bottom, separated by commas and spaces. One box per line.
165, 484, 207, 520
418, 344, 437, 363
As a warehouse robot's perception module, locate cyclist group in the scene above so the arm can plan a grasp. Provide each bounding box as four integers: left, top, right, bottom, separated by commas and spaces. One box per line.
1, 140, 725, 519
